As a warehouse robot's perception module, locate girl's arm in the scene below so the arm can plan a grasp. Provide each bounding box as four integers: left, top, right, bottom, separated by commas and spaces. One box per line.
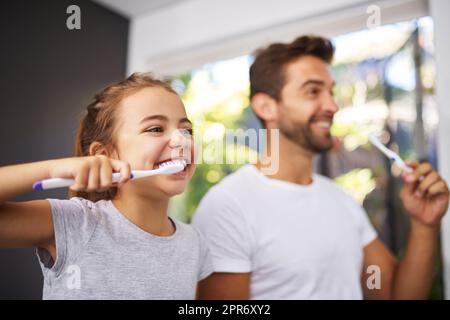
0, 160, 57, 251
0, 156, 131, 255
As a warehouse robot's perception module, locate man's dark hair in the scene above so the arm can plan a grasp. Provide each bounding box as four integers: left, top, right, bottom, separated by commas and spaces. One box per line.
249, 35, 335, 104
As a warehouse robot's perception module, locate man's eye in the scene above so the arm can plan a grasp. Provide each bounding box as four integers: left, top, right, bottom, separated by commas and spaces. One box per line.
307, 88, 320, 96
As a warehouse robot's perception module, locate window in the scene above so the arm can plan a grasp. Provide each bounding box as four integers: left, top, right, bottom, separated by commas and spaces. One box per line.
169, 16, 441, 298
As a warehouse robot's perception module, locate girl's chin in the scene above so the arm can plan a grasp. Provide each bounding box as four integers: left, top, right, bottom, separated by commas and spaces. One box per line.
161, 187, 187, 197
126, 180, 188, 197
159, 181, 189, 196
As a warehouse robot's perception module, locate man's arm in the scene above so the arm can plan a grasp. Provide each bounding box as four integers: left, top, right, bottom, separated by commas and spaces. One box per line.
362, 224, 439, 300
197, 273, 251, 300
362, 161, 448, 299
361, 239, 396, 299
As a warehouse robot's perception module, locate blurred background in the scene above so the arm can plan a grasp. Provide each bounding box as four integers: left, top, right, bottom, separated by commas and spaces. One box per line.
1, 0, 450, 299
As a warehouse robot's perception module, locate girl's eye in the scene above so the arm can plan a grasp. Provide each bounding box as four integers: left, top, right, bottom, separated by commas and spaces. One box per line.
179, 128, 194, 137
145, 127, 163, 133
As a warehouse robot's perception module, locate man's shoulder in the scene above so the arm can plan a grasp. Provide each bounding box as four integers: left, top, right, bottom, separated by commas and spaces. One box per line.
313, 174, 356, 201
313, 173, 338, 188
219, 164, 256, 185
193, 166, 256, 221
205, 165, 257, 198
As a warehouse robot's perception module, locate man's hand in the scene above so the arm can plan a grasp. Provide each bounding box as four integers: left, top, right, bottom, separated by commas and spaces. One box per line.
400, 161, 449, 228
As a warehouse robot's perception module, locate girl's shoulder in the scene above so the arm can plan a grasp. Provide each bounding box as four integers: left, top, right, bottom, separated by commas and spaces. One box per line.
171, 217, 203, 243
48, 196, 99, 210
45, 196, 105, 228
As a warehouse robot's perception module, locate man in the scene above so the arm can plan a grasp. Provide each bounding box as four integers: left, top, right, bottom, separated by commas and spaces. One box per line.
192, 35, 449, 299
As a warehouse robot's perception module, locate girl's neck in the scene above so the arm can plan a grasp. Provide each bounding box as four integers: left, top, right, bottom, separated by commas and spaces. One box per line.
112, 191, 175, 237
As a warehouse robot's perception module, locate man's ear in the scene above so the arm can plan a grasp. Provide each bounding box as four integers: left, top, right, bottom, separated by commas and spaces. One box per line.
251, 93, 278, 125
89, 141, 111, 157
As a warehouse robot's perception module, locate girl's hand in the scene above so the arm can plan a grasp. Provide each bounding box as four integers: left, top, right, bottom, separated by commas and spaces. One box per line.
49, 155, 132, 192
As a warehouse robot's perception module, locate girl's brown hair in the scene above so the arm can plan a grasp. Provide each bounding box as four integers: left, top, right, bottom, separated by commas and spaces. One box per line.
69, 72, 177, 202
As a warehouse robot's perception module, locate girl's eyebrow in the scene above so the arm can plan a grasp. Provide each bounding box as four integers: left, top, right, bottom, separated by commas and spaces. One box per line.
180, 118, 192, 125
140, 115, 167, 124
139, 114, 192, 125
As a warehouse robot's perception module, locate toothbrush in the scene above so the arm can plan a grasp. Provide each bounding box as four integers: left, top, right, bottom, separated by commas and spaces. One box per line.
33, 159, 187, 191
368, 132, 414, 174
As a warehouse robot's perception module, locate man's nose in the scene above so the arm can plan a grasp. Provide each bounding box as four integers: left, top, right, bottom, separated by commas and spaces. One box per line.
323, 94, 339, 114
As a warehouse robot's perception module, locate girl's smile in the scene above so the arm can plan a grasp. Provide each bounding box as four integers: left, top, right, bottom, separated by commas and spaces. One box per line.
112, 86, 196, 197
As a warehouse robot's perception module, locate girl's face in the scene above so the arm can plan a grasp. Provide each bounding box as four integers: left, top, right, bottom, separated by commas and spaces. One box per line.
113, 87, 196, 197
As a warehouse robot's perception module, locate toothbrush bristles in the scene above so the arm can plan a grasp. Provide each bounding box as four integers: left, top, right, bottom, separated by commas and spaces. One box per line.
160, 160, 187, 167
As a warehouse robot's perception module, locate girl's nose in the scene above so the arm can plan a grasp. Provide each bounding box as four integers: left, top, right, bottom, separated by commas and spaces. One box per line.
168, 129, 192, 150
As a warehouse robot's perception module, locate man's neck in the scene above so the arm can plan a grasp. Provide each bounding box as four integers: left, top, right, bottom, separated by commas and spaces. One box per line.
256, 129, 314, 185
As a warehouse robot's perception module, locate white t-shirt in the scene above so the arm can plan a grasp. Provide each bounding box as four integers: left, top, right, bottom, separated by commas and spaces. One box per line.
192, 165, 377, 299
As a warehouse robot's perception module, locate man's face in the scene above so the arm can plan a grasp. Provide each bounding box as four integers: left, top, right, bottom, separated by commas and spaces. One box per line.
276, 55, 339, 154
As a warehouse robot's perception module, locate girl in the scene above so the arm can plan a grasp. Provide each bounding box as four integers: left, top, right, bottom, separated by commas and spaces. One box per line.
0, 73, 212, 299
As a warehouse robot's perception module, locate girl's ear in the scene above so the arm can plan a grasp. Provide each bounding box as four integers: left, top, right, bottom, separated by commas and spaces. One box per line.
89, 141, 111, 157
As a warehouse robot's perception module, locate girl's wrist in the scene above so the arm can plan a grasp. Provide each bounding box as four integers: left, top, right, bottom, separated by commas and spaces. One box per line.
45, 157, 72, 179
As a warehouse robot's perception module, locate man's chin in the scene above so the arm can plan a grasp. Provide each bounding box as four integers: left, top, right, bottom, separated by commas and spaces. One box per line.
307, 137, 333, 154
280, 127, 333, 153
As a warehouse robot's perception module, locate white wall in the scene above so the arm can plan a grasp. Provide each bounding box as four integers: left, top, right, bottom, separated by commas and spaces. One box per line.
127, 0, 427, 76
430, 0, 450, 300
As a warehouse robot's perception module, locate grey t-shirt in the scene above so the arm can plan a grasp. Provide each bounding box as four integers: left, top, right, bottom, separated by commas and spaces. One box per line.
36, 197, 213, 300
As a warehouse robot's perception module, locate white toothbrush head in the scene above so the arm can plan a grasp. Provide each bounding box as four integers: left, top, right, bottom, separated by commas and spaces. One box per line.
131, 159, 187, 179
155, 159, 187, 175
368, 133, 396, 159
368, 132, 413, 173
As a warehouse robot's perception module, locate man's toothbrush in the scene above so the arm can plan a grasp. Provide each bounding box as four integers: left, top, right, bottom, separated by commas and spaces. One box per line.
368, 132, 414, 174
33, 159, 187, 191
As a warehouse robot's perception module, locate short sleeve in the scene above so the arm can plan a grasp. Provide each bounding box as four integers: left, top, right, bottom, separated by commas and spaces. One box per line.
192, 187, 253, 273
36, 197, 99, 276
196, 230, 214, 281
346, 196, 378, 247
